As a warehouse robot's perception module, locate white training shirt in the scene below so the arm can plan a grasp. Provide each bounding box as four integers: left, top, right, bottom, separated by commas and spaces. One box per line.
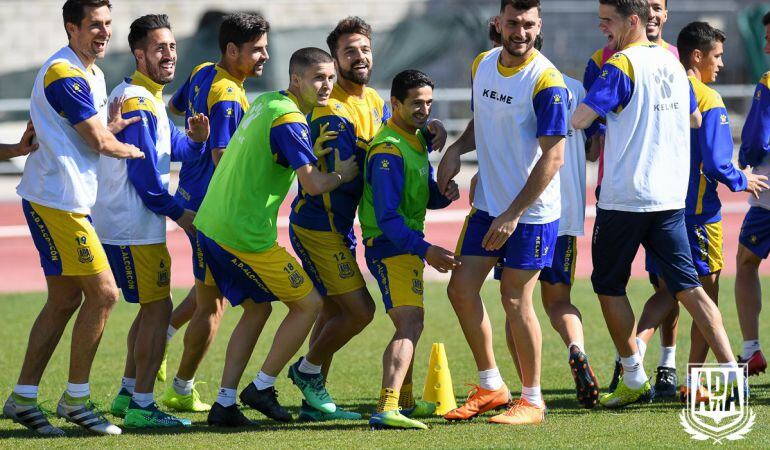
560, 75, 587, 236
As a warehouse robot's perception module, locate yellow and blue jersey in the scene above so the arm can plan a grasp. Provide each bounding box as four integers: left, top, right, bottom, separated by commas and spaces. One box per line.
290, 83, 390, 237
740, 72, 770, 168
584, 44, 697, 118
267, 92, 317, 170
119, 72, 206, 221
686, 77, 746, 224
169, 63, 249, 210
43, 61, 99, 126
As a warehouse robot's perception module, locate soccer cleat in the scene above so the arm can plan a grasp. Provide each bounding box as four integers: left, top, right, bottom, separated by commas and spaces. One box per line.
298, 400, 362, 421
738, 350, 767, 376
56, 395, 122, 435
110, 388, 132, 418
608, 359, 623, 393
679, 385, 711, 404
3, 393, 65, 436
161, 384, 211, 412
488, 398, 546, 425
124, 401, 191, 428
156, 344, 169, 382
207, 402, 257, 427
369, 410, 428, 430
239, 383, 292, 422
401, 400, 436, 418
287, 359, 336, 413
599, 378, 653, 409
444, 384, 510, 421
653, 366, 678, 399
569, 346, 599, 409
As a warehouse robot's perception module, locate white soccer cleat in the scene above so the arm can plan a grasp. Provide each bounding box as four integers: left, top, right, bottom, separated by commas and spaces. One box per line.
56, 395, 122, 435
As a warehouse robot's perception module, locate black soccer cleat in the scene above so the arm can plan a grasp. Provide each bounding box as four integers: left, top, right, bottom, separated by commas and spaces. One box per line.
569, 346, 600, 409
653, 366, 678, 399
207, 402, 257, 427
239, 384, 292, 422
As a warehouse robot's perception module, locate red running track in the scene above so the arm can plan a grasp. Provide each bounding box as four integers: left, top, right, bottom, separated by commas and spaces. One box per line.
0, 186, 758, 293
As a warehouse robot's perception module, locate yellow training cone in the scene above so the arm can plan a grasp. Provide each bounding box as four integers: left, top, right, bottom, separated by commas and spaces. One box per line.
422, 343, 457, 415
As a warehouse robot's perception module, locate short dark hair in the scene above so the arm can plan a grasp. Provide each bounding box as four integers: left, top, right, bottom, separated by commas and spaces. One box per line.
326, 16, 372, 58
62, 0, 111, 34
763, 11, 770, 26
500, 0, 541, 13
128, 14, 171, 52
677, 21, 726, 68
488, 17, 502, 46
289, 47, 334, 76
218, 13, 270, 54
599, 0, 649, 22
391, 69, 434, 103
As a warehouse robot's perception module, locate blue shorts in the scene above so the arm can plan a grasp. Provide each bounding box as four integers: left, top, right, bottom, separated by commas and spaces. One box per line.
739, 206, 770, 259
539, 235, 577, 285
647, 220, 724, 278
197, 231, 313, 306
591, 208, 700, 296
456, 208, 558, 271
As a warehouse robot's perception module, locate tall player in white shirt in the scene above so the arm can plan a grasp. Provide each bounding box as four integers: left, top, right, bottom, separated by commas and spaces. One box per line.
572, 0, 740, 409
438, 0, 568, 425
4, 0, 142, 437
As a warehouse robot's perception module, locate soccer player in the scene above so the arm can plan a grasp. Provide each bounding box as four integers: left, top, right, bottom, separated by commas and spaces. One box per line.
735, 11, 770, 377
160, 13, 271, 413
93, 14, 211, 428
362, 70, 459, 430
3, 0, 144, 437
0, 122, 38, 161
194, 47, 358, 427
571, 0, 742, 409
583, 0, 682, 395
437, 0, 569, 425
287, 16, 446, 420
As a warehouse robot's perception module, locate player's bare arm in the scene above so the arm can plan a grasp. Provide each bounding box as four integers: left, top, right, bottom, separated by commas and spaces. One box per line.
74, 115, 145, 159
437, 118, 475, 193
571, 103, 599, 130
0, 121, 38, 160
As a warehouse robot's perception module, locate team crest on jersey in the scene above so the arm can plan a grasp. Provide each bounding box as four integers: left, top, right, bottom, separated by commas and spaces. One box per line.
227, 87, 234, 93
379, 159, 390, 170
337, 122, 346, 132
600, 69, 609, 80
720, 114, 729, 125
288, 270, 305, 288
226, 107, 233, 116
301, 129, 309, 141
338, 262, 354, 279
78, 247, 94, 264
411, 278, 424, 295
552, 94, 562, 105
654, 68, 674, 98
756, 90, 762, 101
157, 268, 170, 287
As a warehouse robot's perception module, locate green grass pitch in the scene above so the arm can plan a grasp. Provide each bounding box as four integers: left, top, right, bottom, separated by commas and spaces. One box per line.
1, 277, 768, 448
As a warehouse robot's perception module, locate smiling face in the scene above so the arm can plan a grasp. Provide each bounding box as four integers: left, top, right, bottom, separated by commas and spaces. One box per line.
598, 4, 636, 51
334, 33, 373, 85
231, 33, 269, 79
66, 5, 112, 63
646, 0, 667, 42
393, 85, 433, 131
135, 27, 176, 84
294, 62, 336, 109
496, 5, 541, 58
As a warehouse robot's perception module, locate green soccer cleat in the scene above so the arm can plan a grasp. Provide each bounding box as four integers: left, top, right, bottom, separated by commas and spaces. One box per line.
287, 359, 336, 413
369, 410, 428, 430
161, 384, 211, 412
599, 378, 653, 409
110, 388, 132, 418
298, 400, 362, 422
157, 344, 169, 382
401, 400, 436, 418
124, 401, 191, 428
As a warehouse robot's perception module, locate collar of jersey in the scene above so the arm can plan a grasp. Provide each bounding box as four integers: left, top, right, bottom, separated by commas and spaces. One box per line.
621, 40, 656, 51
496, 49, 538, 77
215, 64, 245, 87
129, 70, 163, 100
332, 83, 368, 104
386, 118, 425, 152
280, 89, 302, 110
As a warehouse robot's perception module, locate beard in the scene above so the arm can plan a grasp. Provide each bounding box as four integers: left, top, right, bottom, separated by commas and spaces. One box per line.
338, 61, 371, 85
147, 60, 174, 85
502, 37, 533, 57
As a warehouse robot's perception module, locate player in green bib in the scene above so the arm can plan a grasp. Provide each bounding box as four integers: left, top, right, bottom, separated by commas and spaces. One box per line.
360, 70, 460, 430
192, 48, 358, 427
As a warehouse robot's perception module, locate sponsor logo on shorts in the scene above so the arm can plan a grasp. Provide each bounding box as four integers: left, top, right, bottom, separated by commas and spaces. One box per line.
29, 209, 59, 263
695, 226, 708, 261
230, 257, 269, 292
119, 246, 136, 291
157, 260, 170, 287
534, 236, 542, 259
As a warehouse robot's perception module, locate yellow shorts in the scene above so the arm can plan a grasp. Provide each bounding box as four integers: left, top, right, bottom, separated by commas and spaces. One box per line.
198, 231, 314, 306
289, 224, 366, 296
365, 254, 424, 310
22, 200, 109, 276
104, 243, 171, 304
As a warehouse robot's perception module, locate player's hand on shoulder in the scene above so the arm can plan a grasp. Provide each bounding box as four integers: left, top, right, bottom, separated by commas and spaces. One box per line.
107, 95, 141, 134
313, 122, 338, 158
187, 113, 210, 143
743, 169, 769, 199
175, 209, 197, 236
334, 148, 358, 182
124, 143, 144, 159
444, 179, 460, 202
426, 119, 447, 152
425, 245, 460, 273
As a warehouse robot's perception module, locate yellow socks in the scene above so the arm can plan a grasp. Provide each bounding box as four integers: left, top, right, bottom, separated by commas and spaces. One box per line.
377, 388, 400, 413
399, 383, 415, 409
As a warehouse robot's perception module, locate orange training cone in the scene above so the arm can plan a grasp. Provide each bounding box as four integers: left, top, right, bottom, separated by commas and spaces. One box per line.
422, 342, 457, 415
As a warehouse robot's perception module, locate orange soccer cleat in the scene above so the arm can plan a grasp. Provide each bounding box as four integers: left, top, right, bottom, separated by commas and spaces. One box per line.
679, 385, 711, 404
488, 398, 546, 425
444, 384, 510, 421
